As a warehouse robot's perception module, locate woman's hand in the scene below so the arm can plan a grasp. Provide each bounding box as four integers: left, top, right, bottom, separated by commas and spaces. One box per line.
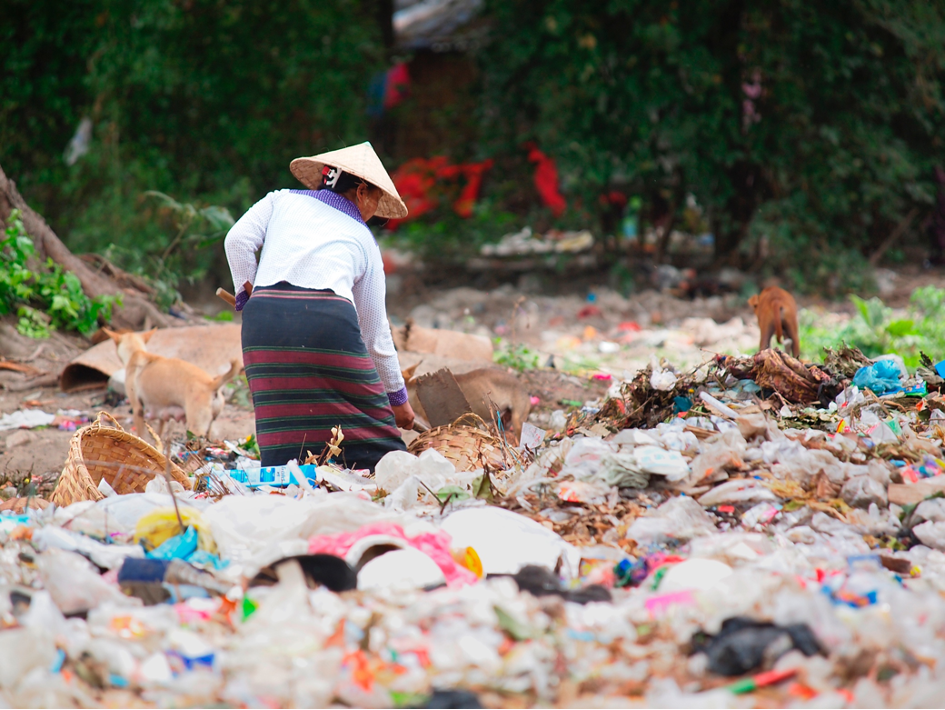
392, 402, 415, 430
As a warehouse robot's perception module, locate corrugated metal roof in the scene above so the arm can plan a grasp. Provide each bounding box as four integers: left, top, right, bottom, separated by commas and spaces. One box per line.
393, 0, 486, 51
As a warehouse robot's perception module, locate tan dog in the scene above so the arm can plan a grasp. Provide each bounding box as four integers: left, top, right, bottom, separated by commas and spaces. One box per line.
748, 287, 800, 357
104, 328, 241, 442
402, 363, 531, 443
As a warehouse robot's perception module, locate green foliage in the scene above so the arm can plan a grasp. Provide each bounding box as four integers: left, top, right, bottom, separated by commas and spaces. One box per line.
138, 191, 235, 308
493, 339, 542, 371
2, 0, 384, 291
799, 286, 945, 368
0, 210, 120, 337
205, 309, 234, 323
477, 0, 945, 279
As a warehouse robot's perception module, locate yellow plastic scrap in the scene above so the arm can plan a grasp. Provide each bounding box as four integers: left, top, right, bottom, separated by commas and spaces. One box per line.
134, 507, 217, 553
764, 479, 807, 500
451, 546, 483, 578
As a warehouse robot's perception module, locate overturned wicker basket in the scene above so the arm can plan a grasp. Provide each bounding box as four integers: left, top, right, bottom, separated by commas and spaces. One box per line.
51, 412, 192, 507
407, 413, 511, 472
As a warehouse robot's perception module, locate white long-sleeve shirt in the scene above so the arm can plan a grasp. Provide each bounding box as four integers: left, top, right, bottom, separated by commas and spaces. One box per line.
224, 188, 406, 401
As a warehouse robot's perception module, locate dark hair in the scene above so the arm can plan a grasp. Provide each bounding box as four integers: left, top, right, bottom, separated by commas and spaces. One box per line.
318, 166, 378, 194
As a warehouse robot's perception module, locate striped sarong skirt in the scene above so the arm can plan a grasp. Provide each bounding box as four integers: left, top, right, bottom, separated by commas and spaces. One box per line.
241, 282, 406, 471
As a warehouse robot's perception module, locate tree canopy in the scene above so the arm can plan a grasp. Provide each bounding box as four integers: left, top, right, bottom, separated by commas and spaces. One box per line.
3, 0, 945, 293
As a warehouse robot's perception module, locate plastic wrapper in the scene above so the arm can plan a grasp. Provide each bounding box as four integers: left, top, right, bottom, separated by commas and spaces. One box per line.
626, 496, 716, 545
36, 548, 134, 615
135, 507, 217, 554
840, 475, 888, 509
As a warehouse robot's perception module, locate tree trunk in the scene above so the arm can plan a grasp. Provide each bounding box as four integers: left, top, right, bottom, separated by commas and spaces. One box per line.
0, 162, 171, 331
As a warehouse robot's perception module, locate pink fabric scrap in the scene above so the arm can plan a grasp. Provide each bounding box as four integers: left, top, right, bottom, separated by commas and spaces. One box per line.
308, 522, 477, 587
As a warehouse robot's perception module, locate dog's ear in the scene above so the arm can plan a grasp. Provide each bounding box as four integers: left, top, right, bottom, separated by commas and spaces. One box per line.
101, 328, 122, 344
140, 327, 158, 343
748, 295, 759, 309
402, 362, 420, 382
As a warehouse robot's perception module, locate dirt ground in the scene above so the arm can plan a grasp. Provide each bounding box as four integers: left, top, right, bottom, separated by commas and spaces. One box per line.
3, 263, 944, 492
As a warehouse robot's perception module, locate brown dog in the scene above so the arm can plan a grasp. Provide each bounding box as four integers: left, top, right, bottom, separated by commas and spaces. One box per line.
104, 328, 241, 442
402, 364, 531, 443
748, 287, 800, 357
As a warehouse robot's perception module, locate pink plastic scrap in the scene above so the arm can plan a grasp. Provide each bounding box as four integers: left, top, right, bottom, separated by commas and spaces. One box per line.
308, 522, 478, 587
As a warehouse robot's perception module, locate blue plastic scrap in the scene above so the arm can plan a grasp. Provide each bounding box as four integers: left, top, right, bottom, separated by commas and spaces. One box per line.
147, 526, 199, 561
852, 360, 903, 396
226, 463, 318, 488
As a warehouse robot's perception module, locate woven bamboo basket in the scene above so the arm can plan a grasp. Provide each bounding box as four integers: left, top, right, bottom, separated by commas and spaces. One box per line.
407, 413, 510, 472
0, 497, 50, 514
51, 412, 192, 507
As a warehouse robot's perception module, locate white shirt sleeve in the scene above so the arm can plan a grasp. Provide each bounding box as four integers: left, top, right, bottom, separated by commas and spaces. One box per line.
352, 242, 406, 396
224, 191, 276, 297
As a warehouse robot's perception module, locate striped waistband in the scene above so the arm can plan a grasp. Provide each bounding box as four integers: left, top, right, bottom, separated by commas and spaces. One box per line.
252, 283, 350, 303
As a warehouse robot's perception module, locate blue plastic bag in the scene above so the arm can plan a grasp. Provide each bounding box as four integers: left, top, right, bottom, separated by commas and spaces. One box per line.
147, 525, 199, 561
852, 360, 903, 395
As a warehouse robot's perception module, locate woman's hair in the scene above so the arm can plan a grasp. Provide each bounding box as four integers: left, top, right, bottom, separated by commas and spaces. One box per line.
318, 166, 379, 195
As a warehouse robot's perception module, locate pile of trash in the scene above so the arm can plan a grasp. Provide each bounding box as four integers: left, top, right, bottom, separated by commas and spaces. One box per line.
6, 347, 945, 707
479, 228, 595, 257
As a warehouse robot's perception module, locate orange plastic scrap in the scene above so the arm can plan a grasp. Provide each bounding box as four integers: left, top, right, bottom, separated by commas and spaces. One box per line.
325, 618, 347, 648
343, 650, 374, 692
9, 525, 32, 541
110, 615, 149, 639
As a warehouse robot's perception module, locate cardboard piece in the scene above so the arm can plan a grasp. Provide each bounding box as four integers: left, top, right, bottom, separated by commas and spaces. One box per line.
415, 369, 473, 427
888, 478, 945, 507
391, 322, 493, 363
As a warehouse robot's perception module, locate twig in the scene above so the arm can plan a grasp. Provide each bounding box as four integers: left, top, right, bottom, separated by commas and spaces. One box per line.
438, 492, 454, 515
163, 439, 186, 533
417, 478, 441, 504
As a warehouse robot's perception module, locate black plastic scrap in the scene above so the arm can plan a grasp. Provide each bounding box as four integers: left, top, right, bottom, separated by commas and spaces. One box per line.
420, 689, 484, 709
691, 617, 824, 676
249, 553, 358, 592
510, 565, 613, 605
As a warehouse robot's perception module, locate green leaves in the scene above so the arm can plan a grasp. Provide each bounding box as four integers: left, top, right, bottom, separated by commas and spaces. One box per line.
0, 210, 119, 338
800, 286, 945, 367
477, 0, 945, 274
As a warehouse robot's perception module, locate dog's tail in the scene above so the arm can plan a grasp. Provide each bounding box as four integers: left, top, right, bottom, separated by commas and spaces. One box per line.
774, 305, 784, 344
211, 358, 243, 390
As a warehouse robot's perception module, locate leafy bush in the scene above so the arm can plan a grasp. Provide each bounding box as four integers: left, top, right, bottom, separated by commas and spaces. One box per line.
0, 210, 120, 337
799, 286, 945, 369
477, 0, 945, 270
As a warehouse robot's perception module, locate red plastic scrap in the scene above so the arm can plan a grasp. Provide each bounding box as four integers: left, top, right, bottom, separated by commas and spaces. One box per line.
388, 156, 495, 228
526, 143, 567, 217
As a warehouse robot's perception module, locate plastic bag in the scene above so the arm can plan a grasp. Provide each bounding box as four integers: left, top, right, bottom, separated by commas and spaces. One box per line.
36, 548, 133, 615
771, 448, 846, 486
440, 507, 580, 578
699, 478, 779, 508
358, 548, 446, 591
840, 475, 887, 509
625, 496, 716, 545
632, 445, 690, 481
32, 525, 144, 570
135, 507, 217, 554
852, 359, 903, 395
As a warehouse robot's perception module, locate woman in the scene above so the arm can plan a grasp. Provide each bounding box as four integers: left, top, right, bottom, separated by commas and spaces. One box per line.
224, 142, 415, 471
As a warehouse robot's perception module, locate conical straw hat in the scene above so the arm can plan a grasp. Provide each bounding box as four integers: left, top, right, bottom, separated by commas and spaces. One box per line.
290, 142, 408, 219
